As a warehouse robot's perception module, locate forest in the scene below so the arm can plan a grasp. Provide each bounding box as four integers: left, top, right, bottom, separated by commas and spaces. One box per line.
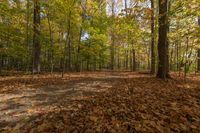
0, 0, 200, 132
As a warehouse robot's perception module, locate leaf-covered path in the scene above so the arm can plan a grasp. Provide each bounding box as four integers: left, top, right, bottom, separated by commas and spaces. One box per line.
0, 72, 200, 132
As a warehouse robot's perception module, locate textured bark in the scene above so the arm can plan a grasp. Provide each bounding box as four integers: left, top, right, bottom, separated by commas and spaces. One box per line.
150, 0, 155, 74
110, 1, 115, 70
0, 55, 2, 74
32, 0, 41, 74
76, 27, 82, 72
132, 49, 136, 71
157, 0, 168, 79
198, 18, 200, 72
47, 11, 54, 73
66, 11, 72, 72
76, 1, 87, 72
166, 0, 171, 78
67, 37, 71, 71
26, 0, 30, 72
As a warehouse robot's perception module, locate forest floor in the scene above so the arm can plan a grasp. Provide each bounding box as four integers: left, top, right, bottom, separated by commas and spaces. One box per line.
0, 72, 200, 132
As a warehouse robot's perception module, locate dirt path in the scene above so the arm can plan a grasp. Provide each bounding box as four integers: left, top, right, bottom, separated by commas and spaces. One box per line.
0, 72, 129, 130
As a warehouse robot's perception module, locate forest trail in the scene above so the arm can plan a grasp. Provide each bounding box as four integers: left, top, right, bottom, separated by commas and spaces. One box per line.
0, 72, 137, 130
0, 72, 200, 132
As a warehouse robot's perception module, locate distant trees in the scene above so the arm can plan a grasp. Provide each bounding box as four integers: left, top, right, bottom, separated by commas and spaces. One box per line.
0, 0, 199, 77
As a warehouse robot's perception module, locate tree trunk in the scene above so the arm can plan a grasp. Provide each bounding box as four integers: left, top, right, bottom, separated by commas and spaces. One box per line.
166, 0, 171, 78
197, 17, 200, 72
47, 11, 54, 73
110, 31, 115, 70
76, 0, 87, 72
76, 25, 82, 72
67, 11, 72, 72
157, 0, 168, 79
184, 37, 189, 80
26, 0, 30, 72
0, 55, 2, 75
198, 50, 200, 72
67, 37, 71, 71
110, 1, 115, 70
132, 49, 136, 71
32, 0, 41, 74
150, 0, 155, 74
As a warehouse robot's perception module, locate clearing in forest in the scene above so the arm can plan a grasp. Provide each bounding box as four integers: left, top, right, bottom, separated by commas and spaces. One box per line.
0, 72, 200, 132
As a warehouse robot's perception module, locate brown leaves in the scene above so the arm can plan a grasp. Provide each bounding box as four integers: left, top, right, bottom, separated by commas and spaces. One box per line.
0, 72, 200, 132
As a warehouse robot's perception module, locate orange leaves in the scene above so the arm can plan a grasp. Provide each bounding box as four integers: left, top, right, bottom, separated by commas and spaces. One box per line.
1, 72, 200, 132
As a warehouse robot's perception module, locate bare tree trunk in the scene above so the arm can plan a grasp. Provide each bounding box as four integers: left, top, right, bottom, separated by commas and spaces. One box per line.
47, 11, 54, 74
170, 45, 174, 70
184, 37, 189, 80
132, 49, 136, 71
117, 48, 120, 70
0, 55, 2, 75
26, 0, 30, 72
157, 0, 168, 79
150, 0, 155, 74
76, 24, 82, 72
197, 18, 200, 72
176, 41, 179, 71
110, 34, 115, 70
66, 11, 72, 72
67, 37, 71, 71
76, 0, 87, 72
166, 0, 171, 78
110, 0, 115, 70
198, 50, 200, 72
32, 0, 41, 74
62, 40, 67, 78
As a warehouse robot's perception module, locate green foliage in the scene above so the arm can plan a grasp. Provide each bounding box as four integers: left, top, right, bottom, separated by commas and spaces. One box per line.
0, 0, 199, 72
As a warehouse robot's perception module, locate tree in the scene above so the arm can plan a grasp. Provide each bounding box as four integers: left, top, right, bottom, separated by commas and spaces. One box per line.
198, 17, 200, 72
150, 0, 155, 74
157, 0, 169, 79
32, 0, 41, 74
110, 0, 115, 70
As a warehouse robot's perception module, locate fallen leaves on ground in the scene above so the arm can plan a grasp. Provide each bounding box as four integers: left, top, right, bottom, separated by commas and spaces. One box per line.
0, 72, 200, 132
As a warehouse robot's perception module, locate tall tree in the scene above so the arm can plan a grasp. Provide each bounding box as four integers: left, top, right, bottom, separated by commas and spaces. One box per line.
198, 17, 200, 72
157, 0, 169, 79
150, 0, 155, 74
32, 0, 41, 74
110, 0, 115, 70
166, 0, 171, 78
26, 0, 30, 72
46, 7, 54, 73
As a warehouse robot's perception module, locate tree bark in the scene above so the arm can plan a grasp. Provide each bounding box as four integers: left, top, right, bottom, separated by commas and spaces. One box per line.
198, 50, 200, 72
26, 0, 30, 72
32, 0, 41, 74
76, 0, 87, 72
166, 0, 171, 78
0, 55, 2, 75
76, 27, 82, 72
66, 11, 72, 72
157, 0, 168, 79
47, 11, 54, 73
110, 1, 115, 70
150, 0, 155, 74
197, 17, 200, 72
132, 49, 136, 71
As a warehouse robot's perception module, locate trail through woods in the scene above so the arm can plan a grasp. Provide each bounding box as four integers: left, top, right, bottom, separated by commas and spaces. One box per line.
0, 72, 200, 132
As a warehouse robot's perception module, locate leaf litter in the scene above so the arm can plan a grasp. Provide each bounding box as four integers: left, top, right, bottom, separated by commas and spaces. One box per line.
0, 72, 200, 132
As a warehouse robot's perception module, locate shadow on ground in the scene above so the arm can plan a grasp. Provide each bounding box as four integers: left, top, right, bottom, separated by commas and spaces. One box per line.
0, 72, 200, 132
